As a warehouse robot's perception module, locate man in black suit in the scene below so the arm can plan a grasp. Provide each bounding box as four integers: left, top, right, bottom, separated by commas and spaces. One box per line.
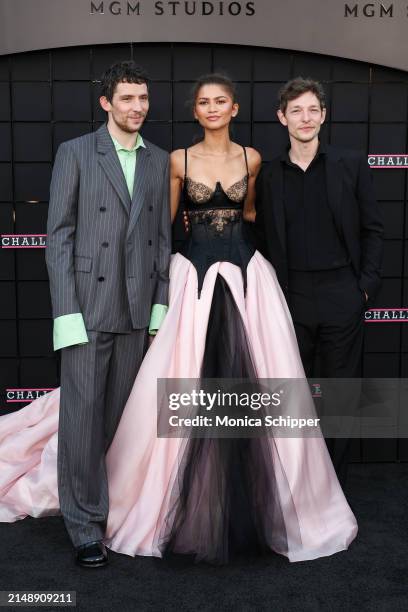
255, 77, 383, 487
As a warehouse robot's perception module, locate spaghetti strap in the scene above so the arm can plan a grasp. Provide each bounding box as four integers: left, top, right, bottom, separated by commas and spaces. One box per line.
184, 148, 188, 180
242, 146, 249, 177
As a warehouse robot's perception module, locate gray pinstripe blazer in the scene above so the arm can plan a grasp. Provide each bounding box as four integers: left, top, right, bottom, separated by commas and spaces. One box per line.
45, 124, 171, 332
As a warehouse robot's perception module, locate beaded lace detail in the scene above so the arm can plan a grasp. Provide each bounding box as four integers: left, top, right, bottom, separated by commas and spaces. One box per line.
185, 175, 248, 205
188, 208, 242, 235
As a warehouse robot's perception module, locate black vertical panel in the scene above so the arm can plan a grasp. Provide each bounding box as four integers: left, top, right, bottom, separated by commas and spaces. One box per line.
0, 56, 9, 80
18, 320, 53, 357
382, 240, 403, 277
253, 123, 289, 160
18, 282, 52, 319
52, 47, 91, 80
0, 82, 11, 120
53, 123, 92, 151
92, 80, 106, 122
148, 82, 172, 121
373, 171, 405, 201
0, 282, 16, 318
330, 124, 368, 151
130, 44, 172, 80
12, 83, 51, 121
292, 53, 331, 81
0, 124, 12, 161
213, 46, 252, 81
253, 83, 282, 121
374, 278, 402, 307
173, 45, 212, 80
53, 82, 92, 121
371, 84, 407, 122
0, 204, 15, 281
253, 49, 291, 82
13, 123, 52, 162
16, 251, 49, 281
234, 83, 251, 122
173, 82, 195, 121
0, 359, 19, 390
332, 58, 369, 81
142, 122, 172, 151
11, 51, 50, 81
364, 323, 400, 353
20, 358, 59, 388
331, 84, 369, 122
0, 321, 17, 356
369, 124, 406, 151
14, 163, 52, 202
91, 44, 132, 78
0, 164, 13, 200
172, 122, 201, 150
231, 123, 251, 147
381, 202, 405, 240
15, 203, 48, 234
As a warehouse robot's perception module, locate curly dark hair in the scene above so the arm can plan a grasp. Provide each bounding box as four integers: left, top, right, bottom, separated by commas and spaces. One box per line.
100, 60, 149, 102
278, 77, 326, 114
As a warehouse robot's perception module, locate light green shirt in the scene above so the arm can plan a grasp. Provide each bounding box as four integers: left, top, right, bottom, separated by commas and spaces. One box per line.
111, 133, 145, 197
52, 132, 167, 351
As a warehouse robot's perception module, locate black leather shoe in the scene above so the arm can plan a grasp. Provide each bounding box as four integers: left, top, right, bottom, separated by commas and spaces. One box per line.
76, 541, 108, 568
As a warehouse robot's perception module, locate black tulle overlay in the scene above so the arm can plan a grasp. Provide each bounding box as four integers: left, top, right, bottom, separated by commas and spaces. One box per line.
156, 275, 301, 564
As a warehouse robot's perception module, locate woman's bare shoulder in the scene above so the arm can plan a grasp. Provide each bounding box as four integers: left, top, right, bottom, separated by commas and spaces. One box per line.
245, 146, 262, 163
244, 147, 262, 175
170, 149, 186, 176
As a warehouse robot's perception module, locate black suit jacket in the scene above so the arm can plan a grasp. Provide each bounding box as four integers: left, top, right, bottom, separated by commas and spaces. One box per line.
254, 145, 384, 301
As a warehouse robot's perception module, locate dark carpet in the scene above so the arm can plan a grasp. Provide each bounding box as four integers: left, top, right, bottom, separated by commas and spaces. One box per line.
0, 463, 407, 612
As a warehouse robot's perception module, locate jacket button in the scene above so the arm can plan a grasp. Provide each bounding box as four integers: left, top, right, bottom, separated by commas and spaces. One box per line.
149, 205, 153, 211
102, 242, 109, 248
98, 276, 105, 282
148, 240, 152, 246
100, 207, 106, 212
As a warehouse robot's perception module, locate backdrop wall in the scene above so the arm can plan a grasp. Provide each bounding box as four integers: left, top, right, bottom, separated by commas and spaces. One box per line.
0, 42, 407, 462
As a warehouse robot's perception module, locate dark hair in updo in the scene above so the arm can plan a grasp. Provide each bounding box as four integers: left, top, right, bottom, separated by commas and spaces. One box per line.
189, 73, 237, 114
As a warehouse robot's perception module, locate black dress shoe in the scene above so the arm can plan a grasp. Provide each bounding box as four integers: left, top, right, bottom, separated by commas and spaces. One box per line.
76, 541, 108, 568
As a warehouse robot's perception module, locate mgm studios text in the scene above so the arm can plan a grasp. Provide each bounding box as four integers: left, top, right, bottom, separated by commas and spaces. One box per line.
91, 1, 256, 16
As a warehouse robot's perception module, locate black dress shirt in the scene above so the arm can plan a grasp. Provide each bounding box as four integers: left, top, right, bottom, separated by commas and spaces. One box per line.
281, 144, 349, 271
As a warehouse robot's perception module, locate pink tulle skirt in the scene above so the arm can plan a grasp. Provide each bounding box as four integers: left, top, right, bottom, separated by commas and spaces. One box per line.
0, 252, 357, 562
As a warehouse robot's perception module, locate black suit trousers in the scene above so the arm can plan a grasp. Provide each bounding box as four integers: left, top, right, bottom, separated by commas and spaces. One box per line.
287, 265, 365, 488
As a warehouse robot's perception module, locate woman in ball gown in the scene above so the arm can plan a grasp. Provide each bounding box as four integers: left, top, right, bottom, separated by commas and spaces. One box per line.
0, 74, 357, 564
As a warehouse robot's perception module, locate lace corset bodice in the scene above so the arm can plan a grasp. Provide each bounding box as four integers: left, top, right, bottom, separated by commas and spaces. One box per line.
182, 147, 255, 296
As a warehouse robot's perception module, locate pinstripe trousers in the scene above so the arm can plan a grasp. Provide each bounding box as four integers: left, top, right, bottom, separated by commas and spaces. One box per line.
58, 329, 148, 547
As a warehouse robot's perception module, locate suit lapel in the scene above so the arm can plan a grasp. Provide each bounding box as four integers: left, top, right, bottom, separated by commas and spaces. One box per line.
128, 144, 151, 235
269, 160, 287, 254
325, 147, 344, 233
96, 124, 131, 214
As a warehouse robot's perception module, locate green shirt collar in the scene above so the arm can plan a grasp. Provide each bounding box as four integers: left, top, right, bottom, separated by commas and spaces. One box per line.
111, 132, 145, 153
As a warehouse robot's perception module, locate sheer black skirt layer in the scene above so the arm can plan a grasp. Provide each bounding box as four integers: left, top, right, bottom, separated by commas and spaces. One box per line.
157, 274, 299, 564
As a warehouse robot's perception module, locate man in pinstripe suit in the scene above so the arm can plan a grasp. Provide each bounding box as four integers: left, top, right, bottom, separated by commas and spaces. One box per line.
45, 61, 171, 567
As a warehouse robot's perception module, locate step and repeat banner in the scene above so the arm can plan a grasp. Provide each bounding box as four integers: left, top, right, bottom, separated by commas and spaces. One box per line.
0, 0, 407, 461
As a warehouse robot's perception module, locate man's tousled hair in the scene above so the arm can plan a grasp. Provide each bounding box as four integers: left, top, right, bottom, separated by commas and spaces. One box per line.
278, 77, 326, 113
100, 60, 149, 102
